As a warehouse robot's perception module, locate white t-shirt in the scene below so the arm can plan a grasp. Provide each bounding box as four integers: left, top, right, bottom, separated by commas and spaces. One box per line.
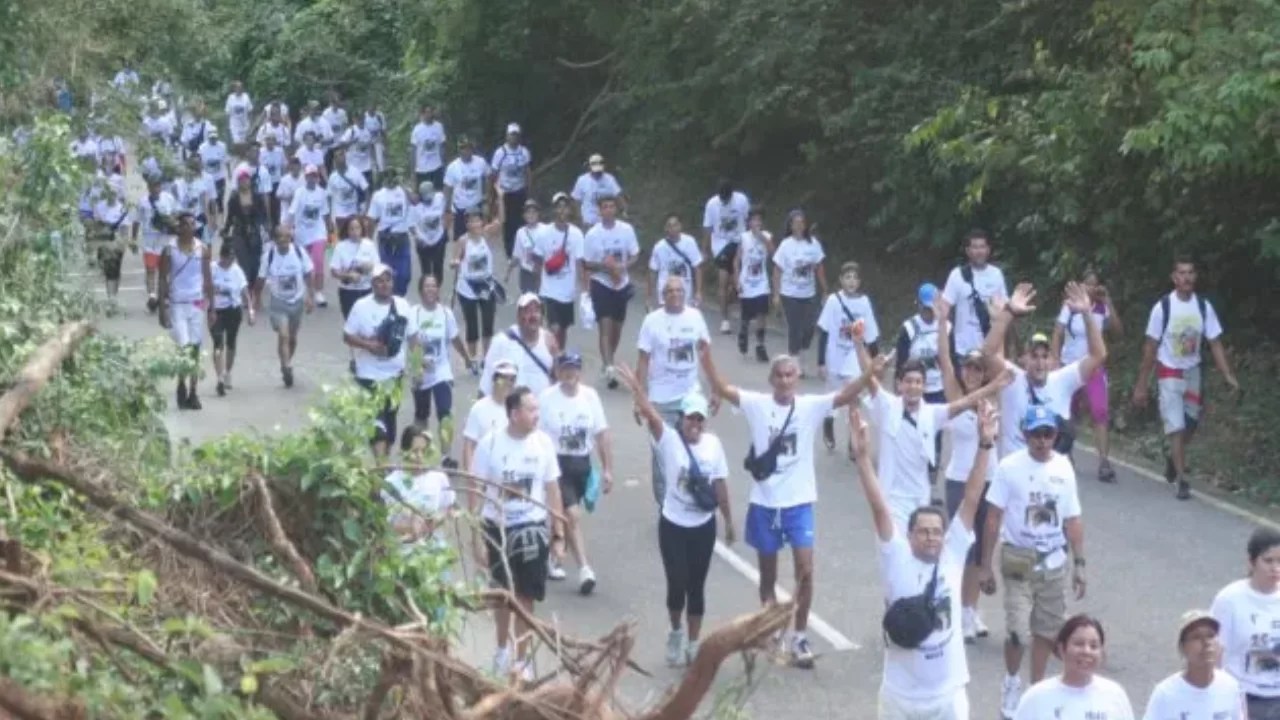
256, 122, 290, 148
649, 234, 703, 297
340, 125, 374, 173
276, 173, 302, 204
136, 191, 179, 248
328, 170, 367, 218
737, 230, 772, 298
443, 156, 490, 211
535, 222, 585, 303
817, 292, 880, 378
322, 106, 349, 138
1142, 671, 1245, 720
1212, 579, 1280, 698
343, 295, 412, 381
142, 114, 174, 142
702, 191, 751, 256
328, 238, 379, 291
537, 385, 608, 458
411, 303, 460, 389
772, 236, 826, 299
464, 396, 507, 444
737, 391, 835, 508
988, 449, 1081, 570
570, 171, 623, 226
473, 429, 558, 526
369, 187, 410, 234
942, 264, 1009, 354
879, 522, 973, 702
583, 220, 640, 289
1015, 676, 1135, 720
1144, 293, 1224, 371
288, 186, 330, 246
1056, 303, 1110, 364
211, 263, 248, 310
871, 392, 950, 509
998, 361, 1085, 458
635, 307, 711, 403
479, 327, 554, 397
224, 92, 253, 137
259, 242, 313, 303
259, 146, 286, 185
295, 145, 325, 171
901, 315, 944, 394
512, 223, 544, 273
654, 426, 728, 528
294, 115, 333, 147
383, 469, 455, 547
944, 409, 996, 484
411, 121, 446, 173
198, 141, 228, 186
92, 199, 131, 231
456, 236, 495, 301
410, 193, 446, 247
490, 144, 532, 193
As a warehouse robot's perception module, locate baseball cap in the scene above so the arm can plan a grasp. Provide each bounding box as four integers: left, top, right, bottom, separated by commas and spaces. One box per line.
516, 292, 541, 308
588, 153, 605, 170
1177, 610, 1220, 645
1023, 405, 1057, 433
304, 164, 320, 176
206, 126, 219, 138
371, 263, 393, 278
917, 283, 938, 306
418, 180, 435, 196
680, 393, 710, 418
552, 191, 571, 206
235, 167, 252, 182
507, 122, 521, 135
523, 198, 540, 210
1030, 332, 1051, 349
493, 359, 518, 377
556, 351, 583, 368
960, 349, 985, 366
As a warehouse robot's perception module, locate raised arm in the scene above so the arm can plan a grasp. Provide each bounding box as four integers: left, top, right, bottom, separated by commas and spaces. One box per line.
935, 294, 963, 402
697, 338, 740, 407
954, 401, 997, 532
849, 406, 893, 542
1063, 281, 1107, 384
945, 366, 1012, 419
982, 281, 1036, 379
615, 363, 666, 440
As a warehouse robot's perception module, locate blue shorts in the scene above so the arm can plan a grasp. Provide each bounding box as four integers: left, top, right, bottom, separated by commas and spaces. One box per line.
745, 503, 815, 555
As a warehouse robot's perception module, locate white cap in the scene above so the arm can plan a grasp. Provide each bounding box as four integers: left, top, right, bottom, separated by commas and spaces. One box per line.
371, 263, 393, 278
588, 153, 604, 169
493, 359, 518, 377
304, 164, 320, 176
507, 122, 521, 135
516, 292, 541, 308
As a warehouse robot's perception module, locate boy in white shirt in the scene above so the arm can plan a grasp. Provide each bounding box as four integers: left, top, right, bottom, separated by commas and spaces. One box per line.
1143, 610, 1245, 720
816, 261, 880, 450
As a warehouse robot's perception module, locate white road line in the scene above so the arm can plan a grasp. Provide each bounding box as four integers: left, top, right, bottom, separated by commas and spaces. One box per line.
712, 540, 861, 652
71, 269, 144, 278
1076, 442, 1280, 531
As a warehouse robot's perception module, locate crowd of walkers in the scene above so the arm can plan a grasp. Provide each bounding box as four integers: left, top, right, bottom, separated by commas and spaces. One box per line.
69, 70, 1262, 719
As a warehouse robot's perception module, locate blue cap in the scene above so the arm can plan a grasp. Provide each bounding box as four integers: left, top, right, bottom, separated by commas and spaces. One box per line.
1023, 405, 1058, 433
556, 351, 583, 368
918, 283, 938, 306
680, 393, 710, 418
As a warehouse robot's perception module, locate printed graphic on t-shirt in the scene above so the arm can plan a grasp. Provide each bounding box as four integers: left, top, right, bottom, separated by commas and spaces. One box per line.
748, 258, 764, 276
1024, 491, 1060, 529
719, 215, 738, 233
793, 263, 812, 279
467, 254, 487, 272
666, 339, 695, 364
839, 317, 860, 342
1247, 632, 1280, 674
1171, 315, 1203, 358
204, 159, 220, 172
461, 176, 479, 190
216, 282, 235, 300
337, 187, 355, 202
386, 202, 404, 219
769, 426, 798, 456
668, 260, 688, 277
558, 426, 588, 454
302, 204, 322, 222
423, 216, 440, 231
423, 140, 438, 152
499, 469, 535, 500
278, 275, 298, 295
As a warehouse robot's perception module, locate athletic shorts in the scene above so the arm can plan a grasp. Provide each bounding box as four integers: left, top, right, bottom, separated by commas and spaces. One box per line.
556, 454, 592, 507
168, 301, 205, 346
745, 502, 815, 554
1157, 364, 1202, 434
588, 280, 631, 323
945, 480, 990, 566
878, 686, 969, 720
1000, 544, 1068, 642
485, 521, 550, 602
143, 250, 162, 271
741, 295, 769, 322
543, 297, 574, 328
268, 295, 304, 333
1071, 368, 1109, 426
713, 242, 738, 272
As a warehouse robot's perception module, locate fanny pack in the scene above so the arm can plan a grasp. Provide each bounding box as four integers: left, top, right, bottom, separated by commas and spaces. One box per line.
743, 402, 795, 481
883, 561, 940, 649
679, 434, 720, 512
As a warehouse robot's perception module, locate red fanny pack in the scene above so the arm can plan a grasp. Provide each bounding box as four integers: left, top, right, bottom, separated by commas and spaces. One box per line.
544, 248, 568, 273
1156, 364, 1183, 380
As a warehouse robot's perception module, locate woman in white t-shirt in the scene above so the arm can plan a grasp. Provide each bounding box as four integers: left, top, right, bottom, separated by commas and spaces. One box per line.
451, 210, 503, 360
733, 209, 774, 362
411, 274, 472, 469
1211, 527, 1280, 719
410, 181, 447, 286
383, 426, 457, 553
210, 243, 254, 397
616, 363, 734, 668
771, 209, 827, 373
1015, 615, 1134, 720
1050, 269, 1124, 483
1143, 610, 1245, 720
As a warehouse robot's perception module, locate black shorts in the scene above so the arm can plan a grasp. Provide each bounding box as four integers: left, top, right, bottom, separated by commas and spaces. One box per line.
557, 454, 592, 507
713, 242, 739, 272
945, 480, 990, 566
338, 287, 370, 319
588, 280, 631, 323
741, 295, 769, 321
543, 297, 574, 328
485, 521, 550, 601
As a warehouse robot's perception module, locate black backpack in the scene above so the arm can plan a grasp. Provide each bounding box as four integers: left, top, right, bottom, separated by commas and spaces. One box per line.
883, 562, 941, 649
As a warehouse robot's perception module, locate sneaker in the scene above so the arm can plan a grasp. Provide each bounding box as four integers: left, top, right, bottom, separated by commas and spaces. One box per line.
685, 639, 700, 666
186, 392, 202, 410
822, 417, 835, 451
518, 660, 534, 682
1177, 479, 1192, 501
282, 367, 294, 388
737, 332, 748, 355
216, 380, 226, 397
962, 608, 977, 644
1164, 455, 1176, 483
791, 634, 815, 669
492, 646, 511, 677
755, 344, 769, 363
720, 319, 732, 334
605, 366, 619, 390
1097, 461, 1116, 483
579, 566, 597, 596
146, 295, 158, 314
1000, 675, 1023, 720
314, 290, 327, 307
666, 628, 686, 667
974, 612, 990, 638
547, 559, 566, 581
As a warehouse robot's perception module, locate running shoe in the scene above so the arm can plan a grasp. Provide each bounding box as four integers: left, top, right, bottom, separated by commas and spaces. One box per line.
547, 559, 566, 581
1097, 461, 1116, 483
216, 380, 226, 397
1177, 478, 1192, 501
1000, 675, 1023, 720
146, 295, 158, 314
720, 319, 731, 335
791, 634, 815, 669
186, 392, 202, 410
314, 290, 327, 307
974, 612, 990, 638
579, 566, 597, 596
737, 332, 748, 355
666, 628, 686, 667
605, 366, 618, 390
755, 344, 769, 363
282, 367, 294, 388
685, 639, 700, 666
492, 646, 511, 678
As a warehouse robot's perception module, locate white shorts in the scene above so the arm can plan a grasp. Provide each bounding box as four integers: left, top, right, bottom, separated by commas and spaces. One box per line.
169, 301, 206, 347
878, 686, 969, 720
230, 126, 249, 145
1157, 365, 1202, 434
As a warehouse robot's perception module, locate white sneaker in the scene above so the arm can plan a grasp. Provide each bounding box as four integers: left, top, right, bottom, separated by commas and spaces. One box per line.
547, 559, 566, 581
1000, 675, 1023, 719
973, 612, 990, 638
578, 566, 597, 596
314, 290, 327, 307
223, 371, 232, 390
791, 633, 816, 669
685, 639, 700, 666
518, 660, 535, 682
962, 607, 977, 644
492, 646, 512, 677
720, 319, 732, 334
666, 628, 686, 667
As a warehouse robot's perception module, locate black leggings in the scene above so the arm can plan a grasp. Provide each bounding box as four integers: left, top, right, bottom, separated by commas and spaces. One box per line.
501, 189, 527, 259
211, 307, 243, 351
458, 295, 496, 343
658, 515, 716, 617
416, 242, 447, 286
781, 295, 819, 355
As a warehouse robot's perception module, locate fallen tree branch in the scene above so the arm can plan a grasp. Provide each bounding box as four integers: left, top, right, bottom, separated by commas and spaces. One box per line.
0, 677, 85, 720
531, 76, 614, 181
249, 472, 317, 593
0, 321, 94, 443
555, 51, 616, 70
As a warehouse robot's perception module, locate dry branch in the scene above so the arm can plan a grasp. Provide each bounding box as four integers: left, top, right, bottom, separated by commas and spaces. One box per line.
555, 51, 616, 70
0, 678, 84, 720
0, 321, 93, 444
249, 472, 318, 593
531, 76, 614, 180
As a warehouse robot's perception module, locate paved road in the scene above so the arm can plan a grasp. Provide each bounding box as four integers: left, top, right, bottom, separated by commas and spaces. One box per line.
92, 250, 1262, 719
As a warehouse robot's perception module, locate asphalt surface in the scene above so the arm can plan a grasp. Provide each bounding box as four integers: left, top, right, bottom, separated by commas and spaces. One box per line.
91, 248, 1263, 719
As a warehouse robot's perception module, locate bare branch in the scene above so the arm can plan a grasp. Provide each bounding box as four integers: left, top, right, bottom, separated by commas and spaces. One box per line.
555, 51, 616, 70
0, 321, 94, 443
249, 472, 318, 593
0, 677, 84, 720
531, 76, 615, 181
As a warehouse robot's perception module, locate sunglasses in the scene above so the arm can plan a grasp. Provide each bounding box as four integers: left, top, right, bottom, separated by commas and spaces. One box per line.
1028, 428, 1057, 440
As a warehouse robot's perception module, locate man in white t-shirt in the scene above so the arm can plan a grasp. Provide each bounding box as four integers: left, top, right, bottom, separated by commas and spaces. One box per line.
331, 150, 371, 231
982, 282, 1108, 460
253, 225, 315, 388
940, 229, 1009, 358
570, 153, 625, 227
367, 169, 412, 297
132, 177, 180, 313
469, 384, 564, 680
343, 263, 411, 458
1143, 610, 1245, 720
850, 398, 997, 720
384, 426, 457, 552
534, 193, 585, 350
409, 105, 447, 189
224, 81, 253, 147
490, 123, 533, 260
648, 214, 704, 310
980, 405, 1087, 719
479, 293, 559, 397
895, 284, 945, 404
636, 276, 712, 504
442, 138, 490, 242
702, 180, 751, 334
700, 342, 881, 668
816, 261, 881, 450
581, 196, 639, 389
1132, 257, 1239, 500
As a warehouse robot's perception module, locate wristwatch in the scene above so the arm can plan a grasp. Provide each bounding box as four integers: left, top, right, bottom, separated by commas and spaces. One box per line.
979, 441, 994, 450
1073, 556, 1086, 567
